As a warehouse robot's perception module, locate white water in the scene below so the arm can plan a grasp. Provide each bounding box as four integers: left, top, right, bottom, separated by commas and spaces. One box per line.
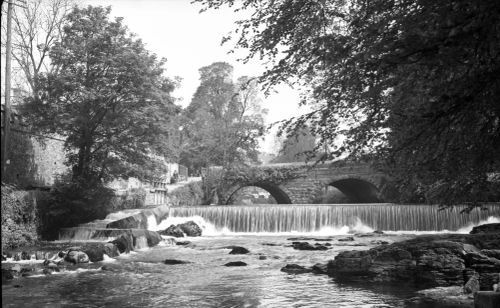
154, 204, 500, 235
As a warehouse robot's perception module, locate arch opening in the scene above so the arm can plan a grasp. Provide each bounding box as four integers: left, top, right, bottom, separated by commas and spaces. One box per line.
328, 178, 380, 203
226, 183, 292, 205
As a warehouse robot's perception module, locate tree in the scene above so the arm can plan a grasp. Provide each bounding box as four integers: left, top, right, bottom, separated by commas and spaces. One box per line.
272, 126, 316, 163
180, 62, 266, 173
1, 0, 76, 95
194, 0, 500, 204
22, 6, 179, 182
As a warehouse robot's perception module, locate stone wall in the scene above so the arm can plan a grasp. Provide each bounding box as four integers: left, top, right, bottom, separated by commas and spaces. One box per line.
213, 161, 387, 204
2, 127, 68, 188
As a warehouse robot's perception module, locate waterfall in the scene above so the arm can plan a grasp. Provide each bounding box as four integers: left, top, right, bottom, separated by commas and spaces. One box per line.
165, 204, 500, 233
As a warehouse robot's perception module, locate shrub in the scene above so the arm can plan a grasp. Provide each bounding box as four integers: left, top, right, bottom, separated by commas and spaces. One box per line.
38, 178, 115, 239
1, 184, 39, 250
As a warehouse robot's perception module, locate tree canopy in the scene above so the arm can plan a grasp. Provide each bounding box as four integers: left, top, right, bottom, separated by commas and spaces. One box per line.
195, 0, 500, 204
180, 62, 266, 173
22, 6, 180, 182
272, 126, 317, 163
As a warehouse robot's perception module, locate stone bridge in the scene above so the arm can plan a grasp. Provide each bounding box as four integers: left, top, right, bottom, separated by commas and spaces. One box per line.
207, 160, 388, 204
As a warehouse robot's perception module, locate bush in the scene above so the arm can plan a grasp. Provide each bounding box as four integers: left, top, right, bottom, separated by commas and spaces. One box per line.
38, 178, 115, 239
1, 184, 39, 250
109, 187, 147, 211
169, 182, 204, 206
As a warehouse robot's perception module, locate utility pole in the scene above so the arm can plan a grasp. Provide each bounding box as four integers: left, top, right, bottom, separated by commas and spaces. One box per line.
1, 0, 14, 180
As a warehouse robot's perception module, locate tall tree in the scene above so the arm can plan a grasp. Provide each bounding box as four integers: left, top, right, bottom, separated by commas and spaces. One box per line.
194, 0, 500, 204
180, 62, 266, 173
1, 0, 76, 95
22, 6, 179, 181
272, 126, 316, 163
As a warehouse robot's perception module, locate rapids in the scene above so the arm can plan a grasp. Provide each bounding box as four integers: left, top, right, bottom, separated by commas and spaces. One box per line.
2, 203, 500, 307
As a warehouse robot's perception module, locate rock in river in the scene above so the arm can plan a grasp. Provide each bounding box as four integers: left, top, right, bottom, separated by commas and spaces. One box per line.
159, 225, 185, 238
281, 264, 312, 274
229, 246, 250, 254
64, 250, 90, 264
178, 221, 202, 237
292, 242, 328, 251
327, 232, 500, 290
224, 261, 247, 267
164, 259, 191, 265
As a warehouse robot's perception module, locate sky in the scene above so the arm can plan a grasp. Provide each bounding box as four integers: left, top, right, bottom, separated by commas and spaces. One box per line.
83, 0, 309, 153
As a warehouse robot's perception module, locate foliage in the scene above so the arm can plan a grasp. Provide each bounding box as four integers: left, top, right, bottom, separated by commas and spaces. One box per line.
1, 0, 75, 95
272, 126, 318, 163
21, 5, 180, 182
168, 182, 204, 206
180, 62, 266, 173
37, 177, 115, 239
1, 184, 39, 250
109, 187, 147, 211
194, 0, 500, 204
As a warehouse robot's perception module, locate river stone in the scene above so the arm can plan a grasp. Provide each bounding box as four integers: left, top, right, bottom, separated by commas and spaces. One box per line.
64, 250, 90, 264
258, 256, 267, 260
229, 246, 250, 254
327, 233, 500, 289
110, 234, 134, 253
311, 263, 328, 274
464, 272, 480, 294
470, 223, 500, 234
176, 241, 192, 246
159, 225, 185, 238
224, 261, 247, 267
82, 244, 105, 262
338, 237, 355, 242
281, 264, 312, 274
292, 242, 328, 251
103, 242, 120, 258
164, 259, 191, 265
178, 221, 202, 237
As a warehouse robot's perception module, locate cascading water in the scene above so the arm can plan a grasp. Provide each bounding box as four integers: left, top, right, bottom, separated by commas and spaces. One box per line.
160, 203, 500, 234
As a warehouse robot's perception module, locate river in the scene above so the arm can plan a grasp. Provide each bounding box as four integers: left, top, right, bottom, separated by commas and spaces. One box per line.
2, 203, 500, 307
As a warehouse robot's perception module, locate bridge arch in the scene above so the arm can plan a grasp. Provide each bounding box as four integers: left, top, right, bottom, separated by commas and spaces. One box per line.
327, 176, 380, 203
225, 182, 292, 205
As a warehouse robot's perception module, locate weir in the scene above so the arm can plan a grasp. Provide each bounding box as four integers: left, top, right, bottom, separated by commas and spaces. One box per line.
166, 203, 500, 233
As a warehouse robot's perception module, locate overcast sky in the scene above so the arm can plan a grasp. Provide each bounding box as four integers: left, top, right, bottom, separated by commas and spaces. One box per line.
83, 0, 308, 152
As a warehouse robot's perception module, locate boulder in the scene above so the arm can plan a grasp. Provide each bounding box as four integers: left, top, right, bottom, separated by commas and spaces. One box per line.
103, 243, 120, 258
292, 242, 328, 251
338, 237, 355, 242
224, 261, 247, 267
464, 272, 480, 294
311, 263, 328, 274
178, 221, 202, 237
82, 244, 105, 262
470, 223, 500, 234
281, 264, 312, 274
326, 233, 500, 290
176, 241, 192, 246
110, 233, 134, 253
159, 225, 185, 238
164, 259, 191, 265
229, 246, 250, 254
64, 250, 90, 264
411, 286, 472, 307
